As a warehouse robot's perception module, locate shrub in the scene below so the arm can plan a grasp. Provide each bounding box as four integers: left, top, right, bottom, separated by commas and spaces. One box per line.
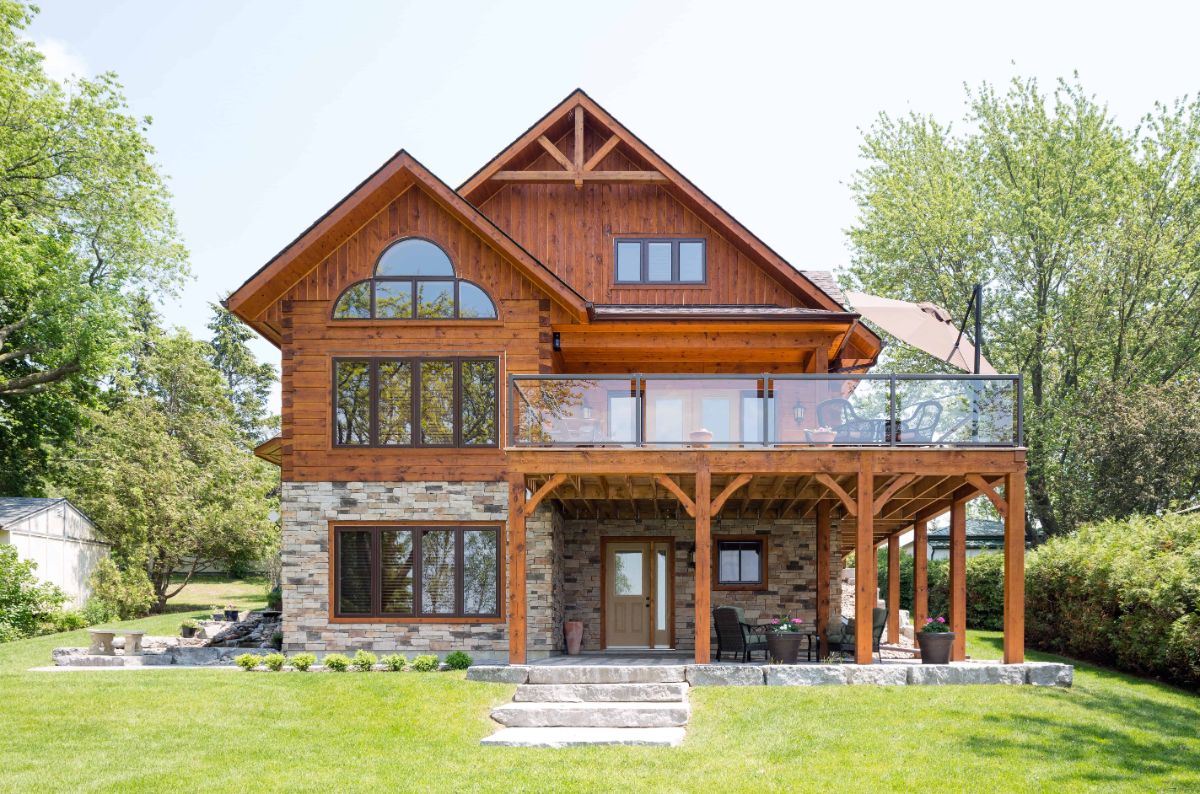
180, 619, 199, 630
49, 610, 89, 633
875, 548, 1004, 630
266, 586, 282, 611
323, 653, 350, 672
271, 630, 283, 650
381, 654, 407, 672
85, 559, 154, 622
352, 649, 377, 672
1026, 512, 1200, 687
290, 653, 316, 672
444, 651, 472, 670
410, 654, 439, 672
0, 545, 67, 641
263, 652, 286, 672
234, 653, 261, 671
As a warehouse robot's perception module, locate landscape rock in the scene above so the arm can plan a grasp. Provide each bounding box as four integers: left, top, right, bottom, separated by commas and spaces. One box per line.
765, 665, 849, 685
845, 665, 909, 685
908, 664, 1025, 685
465, 665, 529, 684
686, 664, 764, 686
1025, 663, 1073, 687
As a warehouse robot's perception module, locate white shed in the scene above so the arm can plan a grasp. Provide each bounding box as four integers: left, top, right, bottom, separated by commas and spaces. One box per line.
0, 498, 109, 607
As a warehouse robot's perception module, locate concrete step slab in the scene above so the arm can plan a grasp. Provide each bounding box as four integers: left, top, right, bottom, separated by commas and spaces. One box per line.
481, 726, 686, 747
525, 665, 686, 685
513, 683, 688, 702
490, 701, 690, 728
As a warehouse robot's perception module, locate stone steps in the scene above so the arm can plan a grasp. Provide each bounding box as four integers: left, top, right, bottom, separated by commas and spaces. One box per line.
513, 682, 688, 702
491, 701, 690, 728
481, 727, 686, 747
483, 664, 691, 746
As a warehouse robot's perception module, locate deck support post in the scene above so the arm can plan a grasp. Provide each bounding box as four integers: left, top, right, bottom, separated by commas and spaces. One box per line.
855, 458, 875, 664
886, 533, 900, 644
694, 464, 712, 664
1003, 470, 1026, 663
815, 500, 831, 659
949, 498, 967, 661
507, 475, 527, 665
912, 519, 928, 636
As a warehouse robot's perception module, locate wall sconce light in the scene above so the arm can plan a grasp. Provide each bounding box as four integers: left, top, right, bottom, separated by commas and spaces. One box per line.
552, 332, 562, 352
793, 402, 806, 423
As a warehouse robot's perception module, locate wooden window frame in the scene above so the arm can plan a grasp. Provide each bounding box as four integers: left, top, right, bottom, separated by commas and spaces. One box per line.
329, 521, 505, 623
612, 237, 707, 285
332, 277, 498, 320
331, 357, 499, 449
713, 534, 768, 592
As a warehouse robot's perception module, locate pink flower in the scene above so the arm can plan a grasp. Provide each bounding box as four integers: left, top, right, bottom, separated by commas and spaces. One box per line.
791, 618, 803, 624
925, 618, 934, 624
937, 616, 945, 623
770, 618, 780, 624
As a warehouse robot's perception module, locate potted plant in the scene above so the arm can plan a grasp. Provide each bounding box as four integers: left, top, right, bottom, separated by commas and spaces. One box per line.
210, 605, 224, 621
688, 427, 714, 447
917, 615, 955, 664
180, 619, 200, 639
765, 614, 806, 664
223, 604, 240, 622
807, 426, 837, 446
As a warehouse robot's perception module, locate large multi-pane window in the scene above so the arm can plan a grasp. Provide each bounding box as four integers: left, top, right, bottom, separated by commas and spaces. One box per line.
331, 238, 498, 320
334, 525, 500, 619
334, 357, 498, 447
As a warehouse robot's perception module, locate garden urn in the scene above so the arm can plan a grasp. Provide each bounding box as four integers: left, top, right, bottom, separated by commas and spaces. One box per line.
917, 631, 955, 664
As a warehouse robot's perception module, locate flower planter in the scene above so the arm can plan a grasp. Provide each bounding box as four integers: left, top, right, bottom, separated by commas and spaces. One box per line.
223, 609, 240, 622
917, 631, 955, 664
180, 626, 197, 639
689, 429, 714, 448
564, 621, 584, 655
808, 430, 837, 447
767, 633, 804, 664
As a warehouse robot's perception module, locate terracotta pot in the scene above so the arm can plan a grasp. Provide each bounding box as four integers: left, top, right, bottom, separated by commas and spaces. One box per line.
564, 621, 584, 655
767, 632, 804, 665
917, 631, 955, 664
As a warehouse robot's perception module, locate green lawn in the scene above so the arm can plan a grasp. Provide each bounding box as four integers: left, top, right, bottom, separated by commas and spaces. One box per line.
1, 623, 1197, 792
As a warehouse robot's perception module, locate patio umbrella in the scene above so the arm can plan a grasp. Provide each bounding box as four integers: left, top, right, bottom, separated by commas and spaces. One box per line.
845, 292, 998, 375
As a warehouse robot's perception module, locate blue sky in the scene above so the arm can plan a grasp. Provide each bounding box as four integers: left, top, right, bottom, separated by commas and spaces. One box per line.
26, 0, 1200, 410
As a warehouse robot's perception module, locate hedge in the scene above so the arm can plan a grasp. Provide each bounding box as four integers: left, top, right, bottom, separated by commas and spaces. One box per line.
1026, 513, 1200, 687
876, 548, 1003, 630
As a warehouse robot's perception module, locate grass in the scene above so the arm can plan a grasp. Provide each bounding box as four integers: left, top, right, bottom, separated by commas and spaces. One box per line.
0, 612, 1197, 792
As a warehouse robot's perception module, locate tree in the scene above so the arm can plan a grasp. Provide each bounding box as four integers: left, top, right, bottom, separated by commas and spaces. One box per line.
206, 303, 277, 445
0, 1, 188, 493
847, 75, 1200, 536
0, 544, 66, 641
60, 329, 277, 610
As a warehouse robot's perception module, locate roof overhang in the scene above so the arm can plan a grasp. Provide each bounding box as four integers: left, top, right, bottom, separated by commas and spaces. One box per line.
254, 436, 283, 467
224, 150, 591, 346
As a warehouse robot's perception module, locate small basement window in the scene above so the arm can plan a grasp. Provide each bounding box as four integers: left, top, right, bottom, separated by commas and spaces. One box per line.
715, 536, 767, 589
614, 238, 705, 284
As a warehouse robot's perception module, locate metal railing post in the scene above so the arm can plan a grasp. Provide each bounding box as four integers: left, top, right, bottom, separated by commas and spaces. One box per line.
889, 375, 897, 446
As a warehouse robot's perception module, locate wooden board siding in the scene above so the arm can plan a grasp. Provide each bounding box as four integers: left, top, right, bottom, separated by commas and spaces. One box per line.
275, 183, 553, 483
478, 125, 811, 308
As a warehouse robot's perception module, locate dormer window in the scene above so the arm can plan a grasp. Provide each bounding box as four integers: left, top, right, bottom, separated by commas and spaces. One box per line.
614, 238, 706, 284
332, 238, 498, 320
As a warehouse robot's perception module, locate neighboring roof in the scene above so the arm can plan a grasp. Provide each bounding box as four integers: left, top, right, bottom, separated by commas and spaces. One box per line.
0, 497, 88, 528
928, 518, 1005, 540
254, 436, 283, 467
457, 89, 881, 360
589, 304, 860, 322
224, 150, 591, 343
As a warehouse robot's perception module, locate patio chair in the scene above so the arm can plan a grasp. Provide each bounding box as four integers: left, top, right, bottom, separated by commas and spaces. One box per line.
712, 606, 768, 663
901, 400, 943, 444
825, 608, 887, 662
814, 398, 884, 444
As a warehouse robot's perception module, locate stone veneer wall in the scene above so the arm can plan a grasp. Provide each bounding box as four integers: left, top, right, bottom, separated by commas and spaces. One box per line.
524, 505, 563, 659
560, 515, 841, 654
282, 480, 519, 662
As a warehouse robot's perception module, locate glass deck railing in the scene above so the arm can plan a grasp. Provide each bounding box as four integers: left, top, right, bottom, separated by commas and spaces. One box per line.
508, 374, 1022, 448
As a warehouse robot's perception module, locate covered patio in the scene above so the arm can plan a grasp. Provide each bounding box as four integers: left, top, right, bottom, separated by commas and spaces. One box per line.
505, 447, 1027, 666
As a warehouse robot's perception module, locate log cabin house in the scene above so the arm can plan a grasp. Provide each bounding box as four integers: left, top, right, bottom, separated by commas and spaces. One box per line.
226, 90, 1027, 666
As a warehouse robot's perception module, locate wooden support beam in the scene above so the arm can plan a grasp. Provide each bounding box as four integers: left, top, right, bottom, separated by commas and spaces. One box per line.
965, 474, 1008, 517
816, 501, 831, 659
1004, 471, 1026, 663
507, 475, 527, 664
855, 459, 875, 664
524, 473, 567, 515
873, 474, 917, 516
913, 519, 929, 637
711, 473, 753, 516
654, 474, 696, 518
491, 170, 669, 183
694, 465, 712, 664
573, 106, 584, 188
949, 499, 967, 661
816, 473, 857, 517
537, 135, 574, 172
623, 475, 638, 521
887, 533, 900, 644
583, 134, 621, 171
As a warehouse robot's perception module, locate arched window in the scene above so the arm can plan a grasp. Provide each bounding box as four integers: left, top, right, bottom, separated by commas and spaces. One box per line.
332, 238, 498, 320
